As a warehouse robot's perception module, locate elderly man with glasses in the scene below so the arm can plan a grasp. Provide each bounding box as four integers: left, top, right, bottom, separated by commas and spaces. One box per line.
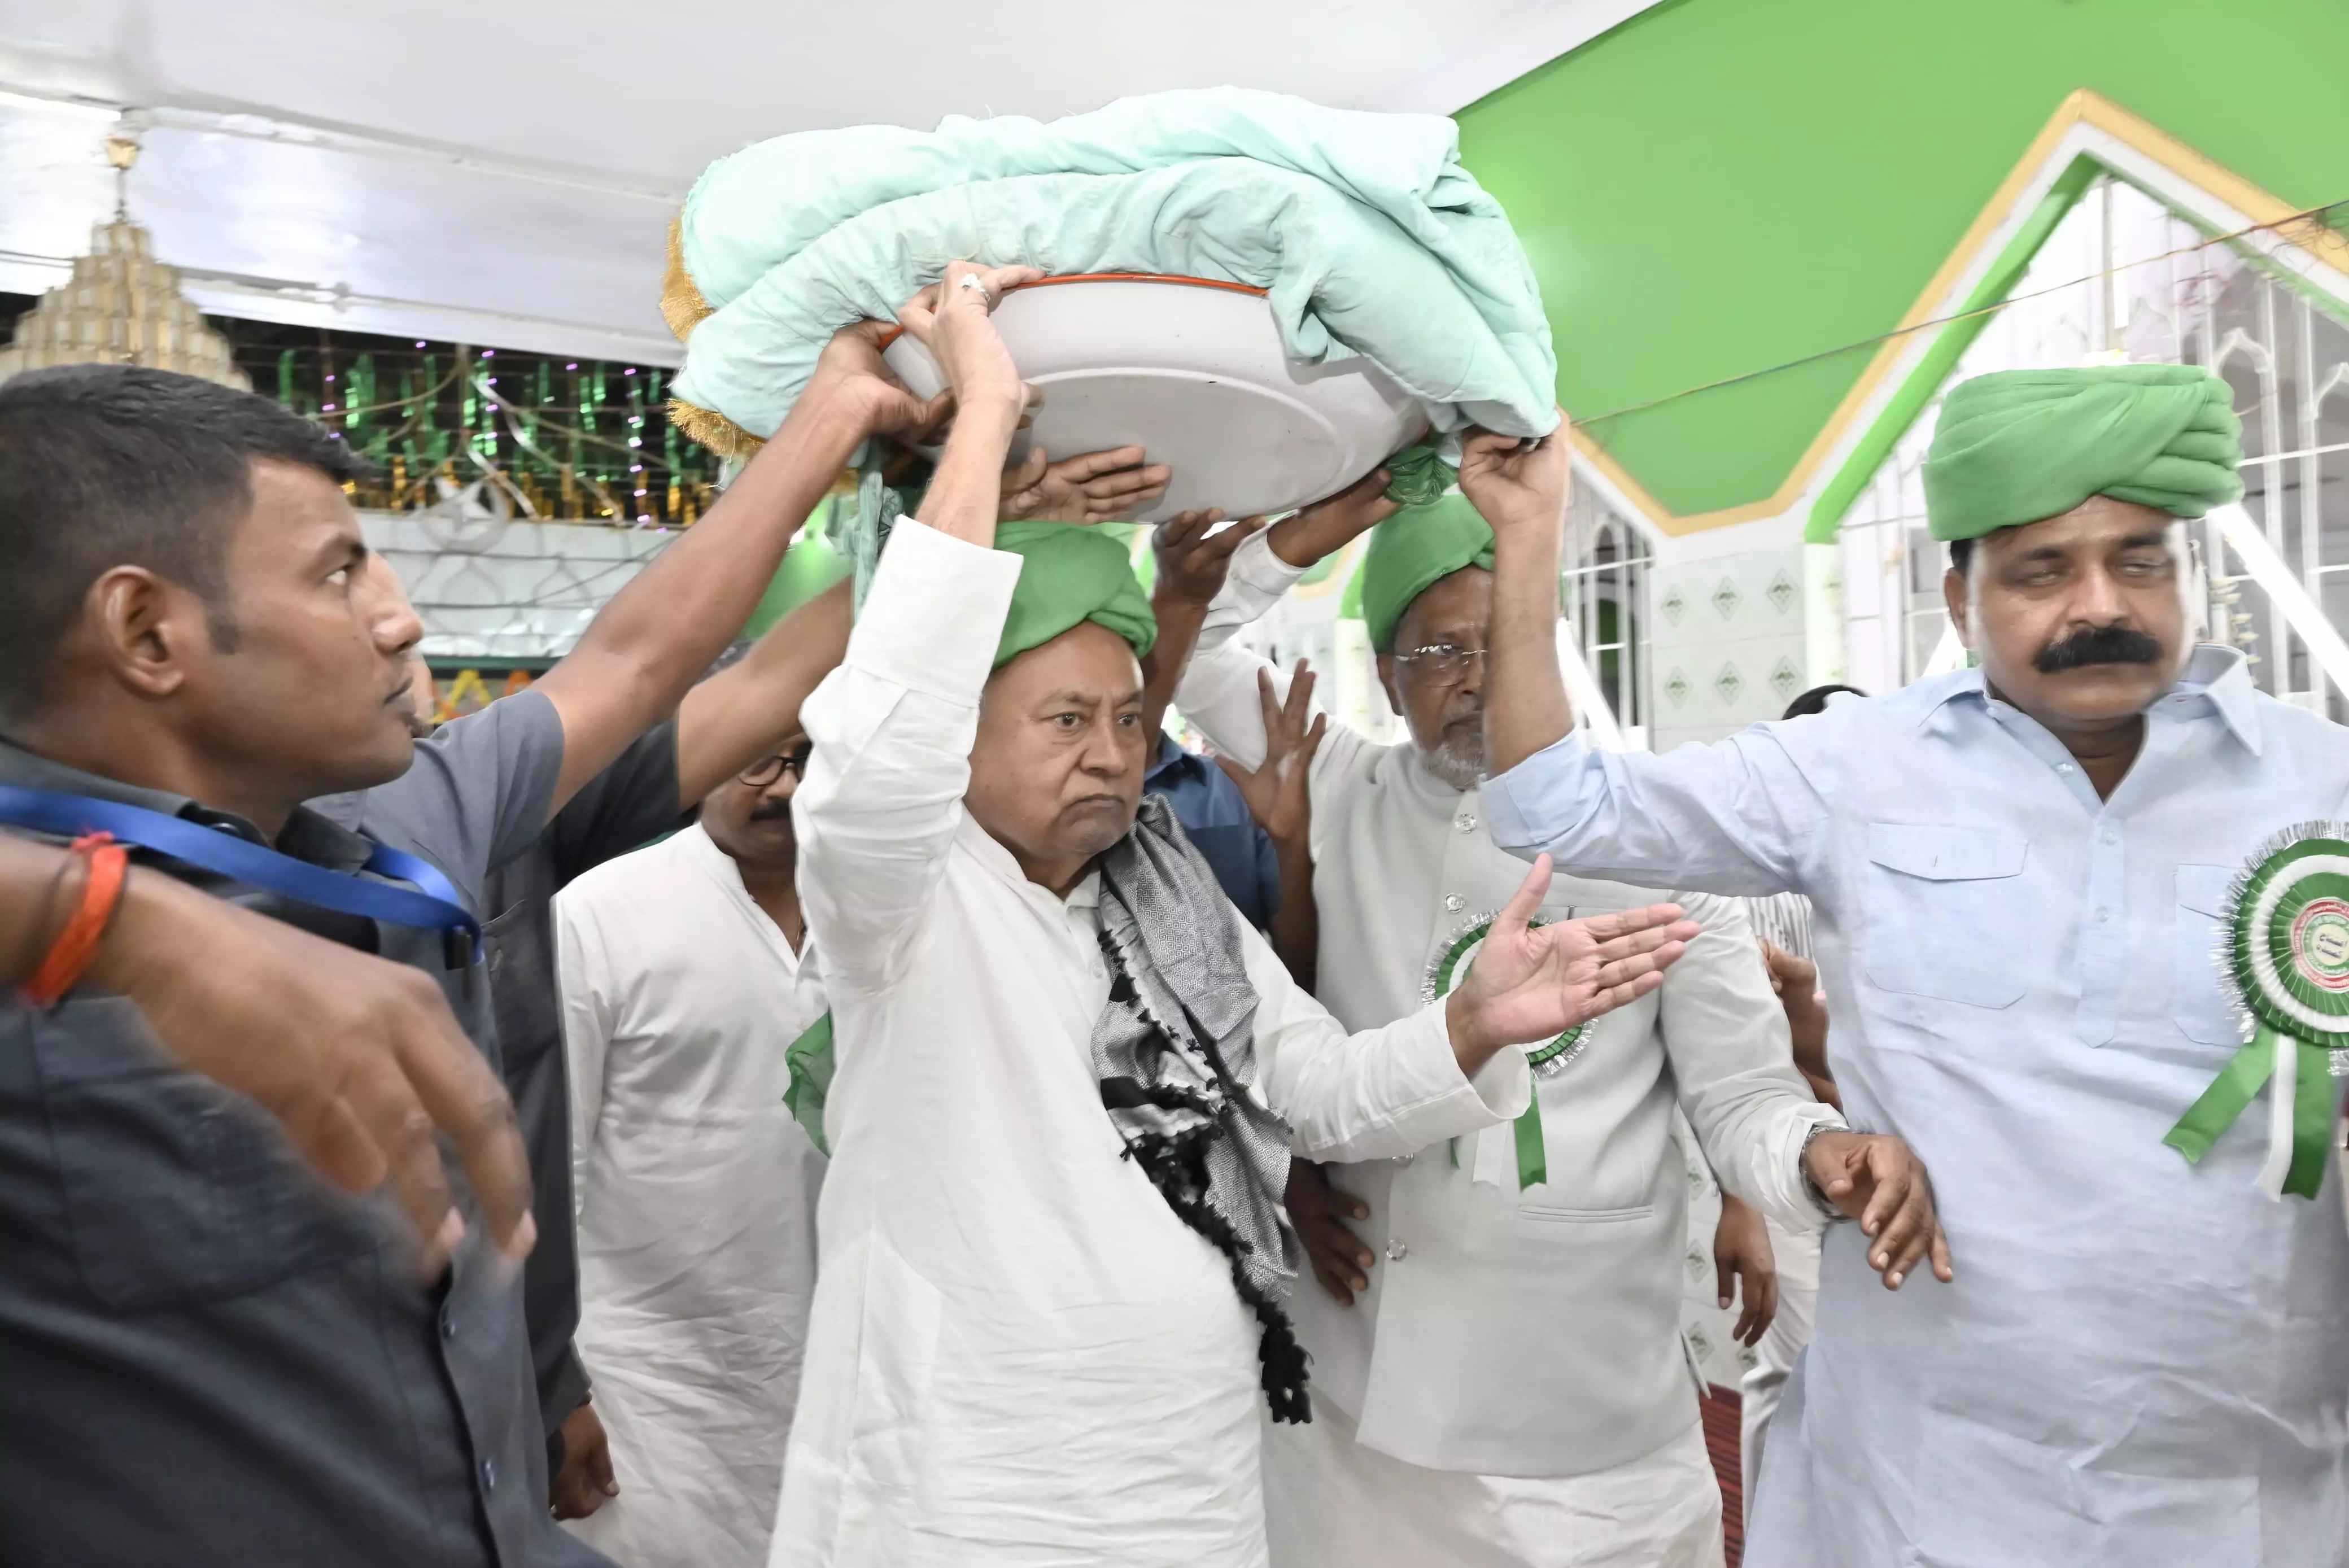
550, 725, 828, 1568
1159, 479, 1916, 1568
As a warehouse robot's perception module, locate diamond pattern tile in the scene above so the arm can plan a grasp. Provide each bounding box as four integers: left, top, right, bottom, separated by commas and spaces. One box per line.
1714, 663, 1744, 705
1711, 579, 1742, 621
1766, 569, 1797, 615
1770, 656, 1801, 701
1664, 667, 1692, 708
1661, 586, 1688, 627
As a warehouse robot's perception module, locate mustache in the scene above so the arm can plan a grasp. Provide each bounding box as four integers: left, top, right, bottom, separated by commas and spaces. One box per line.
746, 801, 796, 823
2034, 624, 2165, 673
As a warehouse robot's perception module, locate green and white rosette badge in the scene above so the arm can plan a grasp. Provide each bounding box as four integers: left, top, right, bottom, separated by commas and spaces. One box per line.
2164, 823, 2349, 1201
1424, 909, 1592, 1190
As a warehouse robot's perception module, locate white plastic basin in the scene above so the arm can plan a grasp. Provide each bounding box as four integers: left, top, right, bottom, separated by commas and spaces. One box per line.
882, 274, 1423, 523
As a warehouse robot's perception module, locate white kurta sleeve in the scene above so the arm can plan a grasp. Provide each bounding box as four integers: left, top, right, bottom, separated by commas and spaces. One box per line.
793, 521, 1023, 993
552, 888, 616, 1226
1481, 715, 1845, 898
1239, 919, 1529, 1160
1656, 891, 1844, 1231
1171, 529, 1376, 790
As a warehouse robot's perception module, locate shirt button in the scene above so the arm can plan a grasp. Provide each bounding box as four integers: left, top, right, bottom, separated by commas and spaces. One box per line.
1386, 1239, 1409, 1262
1443, 894, 1465, 913
2101, 828, 2118, 846
2057, 762, 2076, 774
479, 1458, 497, 1492
2094, 907, 2111, 924
439, 1307, 456, 1342
1457, 815, 1478, 833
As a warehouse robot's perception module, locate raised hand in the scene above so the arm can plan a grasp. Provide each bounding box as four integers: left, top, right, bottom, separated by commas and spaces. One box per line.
1456, 413, 1571, 543
1001, 445, 1172, 524
1285, 1159, 1375, 1306
1762, 938, 1839, 1108
1714, 1193, 1779, 1347
1804, 1130, 1953, 1290
897, 260, 1043, 413
1446, 855, 1699, 1065
1214, 662, 1325, 846
1151, 509, 1265, 606
805, 319, 953, 442
1265, 466, 1400, 569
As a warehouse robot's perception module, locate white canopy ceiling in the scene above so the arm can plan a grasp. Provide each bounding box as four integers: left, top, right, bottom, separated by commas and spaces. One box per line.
0, 0, 1654, 361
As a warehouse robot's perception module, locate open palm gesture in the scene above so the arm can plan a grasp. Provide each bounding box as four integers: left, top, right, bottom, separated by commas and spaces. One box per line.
1214, 661, 1324, 846
1448, 855, 1699, 1056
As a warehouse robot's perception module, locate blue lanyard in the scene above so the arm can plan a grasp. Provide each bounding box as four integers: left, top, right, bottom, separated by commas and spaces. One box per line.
0, 784, 482, 967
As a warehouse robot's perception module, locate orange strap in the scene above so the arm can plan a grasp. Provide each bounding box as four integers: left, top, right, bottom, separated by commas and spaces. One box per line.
22, 833, 129, 1007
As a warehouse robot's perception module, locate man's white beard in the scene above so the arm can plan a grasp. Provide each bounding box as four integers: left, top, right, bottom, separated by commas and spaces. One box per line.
1421, 736, 1485, 792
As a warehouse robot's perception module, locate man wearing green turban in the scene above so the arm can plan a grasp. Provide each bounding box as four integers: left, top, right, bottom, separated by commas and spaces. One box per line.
1161, 464, 1865, 1568
777, 265, 1702, 1568
1477, 364, 2349, 1568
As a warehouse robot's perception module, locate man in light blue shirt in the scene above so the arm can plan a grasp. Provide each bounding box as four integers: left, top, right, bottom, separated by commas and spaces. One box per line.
1465, 365, 2349, 1567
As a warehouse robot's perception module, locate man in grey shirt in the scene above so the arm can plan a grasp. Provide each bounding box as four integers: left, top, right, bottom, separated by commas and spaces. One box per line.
0, 337, 944, 1565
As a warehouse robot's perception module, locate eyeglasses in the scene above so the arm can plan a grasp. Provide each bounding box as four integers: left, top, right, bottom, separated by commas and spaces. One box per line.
1391, 643, 1488, 682
739, 745, 814, 788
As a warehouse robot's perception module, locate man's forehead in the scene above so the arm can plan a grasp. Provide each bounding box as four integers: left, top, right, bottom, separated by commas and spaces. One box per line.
1988, 496, 2181, 556
1400, 565, 1494, 638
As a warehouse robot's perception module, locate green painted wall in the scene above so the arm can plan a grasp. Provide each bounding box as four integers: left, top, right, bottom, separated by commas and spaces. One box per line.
1457, 0, 2349, 519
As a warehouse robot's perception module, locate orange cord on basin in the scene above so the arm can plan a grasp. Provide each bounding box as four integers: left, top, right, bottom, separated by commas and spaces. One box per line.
874, 272, 1268, 351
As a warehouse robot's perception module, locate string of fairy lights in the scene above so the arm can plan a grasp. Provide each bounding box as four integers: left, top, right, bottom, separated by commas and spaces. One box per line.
0, 294, 728, 530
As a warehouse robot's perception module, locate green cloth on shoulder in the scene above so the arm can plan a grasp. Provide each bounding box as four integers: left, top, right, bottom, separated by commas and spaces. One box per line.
1359, 491, 1494, 652
1922, 364, 2243, 543
993, 520, 1158, 667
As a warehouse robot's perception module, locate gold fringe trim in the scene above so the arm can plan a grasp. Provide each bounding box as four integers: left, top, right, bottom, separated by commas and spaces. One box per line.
660, 212, 714, 342
667, 398, 765, 459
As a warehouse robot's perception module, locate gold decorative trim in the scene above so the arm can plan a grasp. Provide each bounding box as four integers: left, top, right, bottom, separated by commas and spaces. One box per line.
1589, 88, 2349, 536
667, 397, 763, 459
661, 212, 713, 343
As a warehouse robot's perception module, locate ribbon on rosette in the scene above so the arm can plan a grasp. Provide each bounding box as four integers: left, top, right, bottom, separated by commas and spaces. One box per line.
1425, 910, 1593, 1190
2163, 823, 2349, 1200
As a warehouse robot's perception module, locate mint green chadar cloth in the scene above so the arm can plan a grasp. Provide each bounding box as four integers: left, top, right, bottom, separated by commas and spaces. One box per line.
670, 88, 1560, 446
1922, 364, 2243, 542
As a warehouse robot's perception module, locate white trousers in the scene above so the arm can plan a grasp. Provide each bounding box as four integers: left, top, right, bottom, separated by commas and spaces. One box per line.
1263, 1400, 1723, 1568
1737, 1216, 1822, 1513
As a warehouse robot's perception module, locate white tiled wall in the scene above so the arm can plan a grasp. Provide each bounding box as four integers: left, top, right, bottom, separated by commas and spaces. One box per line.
1646, 543, 1810, 750
364, 510, 673, 661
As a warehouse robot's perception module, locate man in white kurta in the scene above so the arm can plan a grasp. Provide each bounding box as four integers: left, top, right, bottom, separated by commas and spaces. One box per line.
1165, 491, 1847, 1566
1478, 366, 2349, 1566
555, 791, 827, 1567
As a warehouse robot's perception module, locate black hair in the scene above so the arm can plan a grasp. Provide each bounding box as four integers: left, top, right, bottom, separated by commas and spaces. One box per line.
0, 364, 364, 723
1781, 683, 1866, 720
1947, 536, 1975, 576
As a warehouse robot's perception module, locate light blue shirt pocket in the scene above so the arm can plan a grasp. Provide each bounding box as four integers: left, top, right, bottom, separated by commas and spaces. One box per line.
2172, 863, 2246, 1046
1861, 824, 2031, 1008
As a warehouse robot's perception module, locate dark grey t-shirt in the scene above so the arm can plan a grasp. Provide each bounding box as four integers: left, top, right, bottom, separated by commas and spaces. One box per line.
0, 692, 613, 1568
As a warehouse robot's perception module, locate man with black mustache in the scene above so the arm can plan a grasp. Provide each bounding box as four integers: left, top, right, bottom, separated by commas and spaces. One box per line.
550, 720, 828, 1568
1475, 362, 2349, 1568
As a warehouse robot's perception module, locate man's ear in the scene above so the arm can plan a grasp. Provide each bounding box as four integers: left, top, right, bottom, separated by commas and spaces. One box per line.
87, 565, 202, 700
1941, 566, 1973, 653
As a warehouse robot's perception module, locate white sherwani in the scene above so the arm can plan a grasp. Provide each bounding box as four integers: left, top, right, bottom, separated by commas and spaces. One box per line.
1174, 532, 1836, 1567
553, 822, 828, 1568
770, 520, 1531, 1568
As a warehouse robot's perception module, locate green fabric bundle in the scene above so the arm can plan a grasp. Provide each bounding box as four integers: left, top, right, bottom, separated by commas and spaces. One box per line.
992, 521, 1158, 668
1922, 364, 2243, 543
1359, 491, 1495, 652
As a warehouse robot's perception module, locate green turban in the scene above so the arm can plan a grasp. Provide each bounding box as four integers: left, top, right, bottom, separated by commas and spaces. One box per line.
1359, 492, 1495, 652
992, 521, 1158, 668
1922, 364, 2243, 543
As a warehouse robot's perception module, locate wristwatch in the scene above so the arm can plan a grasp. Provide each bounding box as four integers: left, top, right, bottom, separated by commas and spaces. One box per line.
1799, 1120, 1853, 1224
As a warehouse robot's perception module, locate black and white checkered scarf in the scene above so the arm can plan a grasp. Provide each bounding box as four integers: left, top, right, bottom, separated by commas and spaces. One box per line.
1091, 794, 1311, 1422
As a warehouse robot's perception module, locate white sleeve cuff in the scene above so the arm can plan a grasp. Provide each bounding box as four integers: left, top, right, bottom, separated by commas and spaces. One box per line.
1200, 527, 1313, 638
846, 520, 1024, 705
